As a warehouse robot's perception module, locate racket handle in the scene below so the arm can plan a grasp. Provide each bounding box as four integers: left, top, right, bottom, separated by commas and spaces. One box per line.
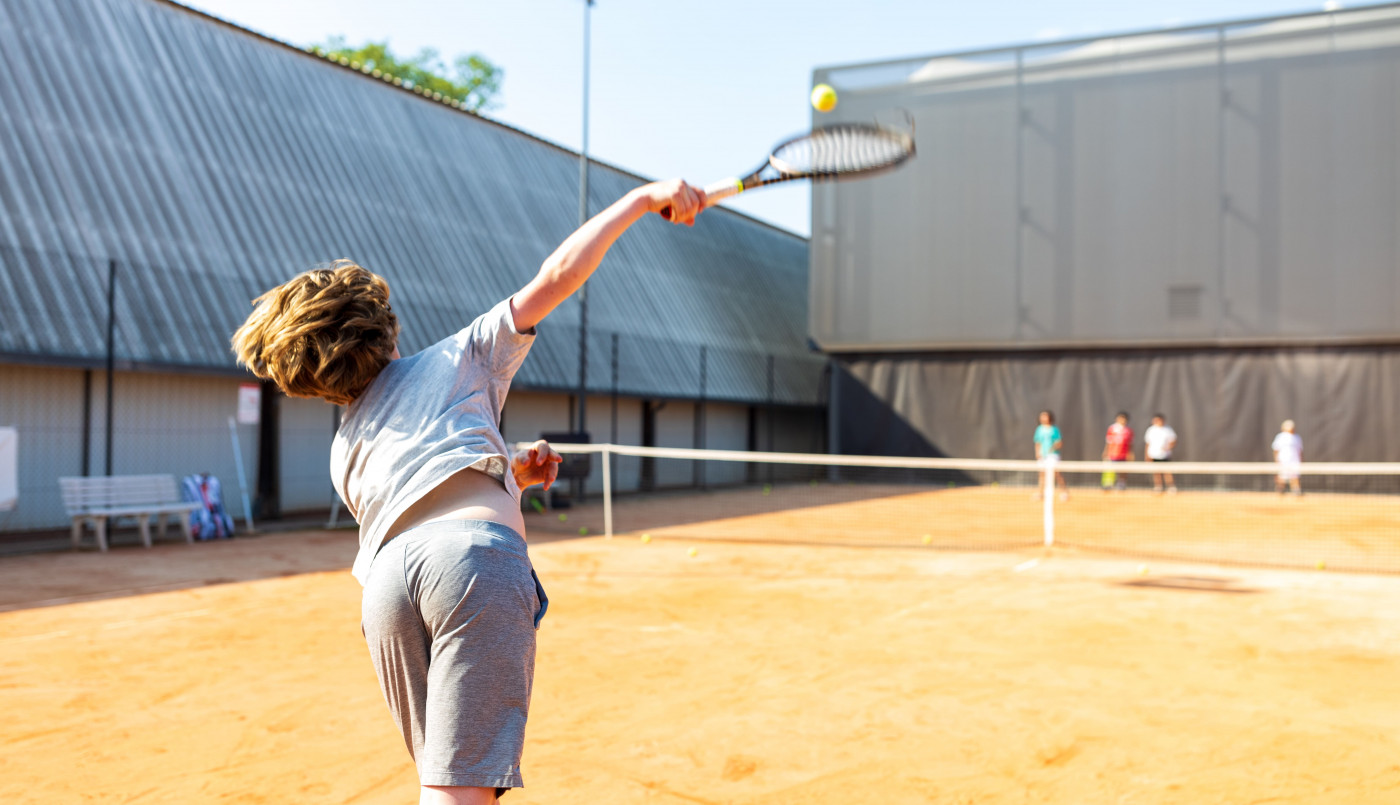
702, 178, 745, 204
659, 178, 744, 220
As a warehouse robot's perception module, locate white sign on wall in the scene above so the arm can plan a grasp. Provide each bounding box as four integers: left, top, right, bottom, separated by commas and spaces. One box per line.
236, 383, 261, 425
0, 426, 16, 512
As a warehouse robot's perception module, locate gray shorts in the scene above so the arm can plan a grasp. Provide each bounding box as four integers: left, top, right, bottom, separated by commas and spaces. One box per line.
361, 520, 547, 793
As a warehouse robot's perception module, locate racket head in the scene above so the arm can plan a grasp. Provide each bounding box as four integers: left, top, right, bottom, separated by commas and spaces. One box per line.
764, 123, 914, 183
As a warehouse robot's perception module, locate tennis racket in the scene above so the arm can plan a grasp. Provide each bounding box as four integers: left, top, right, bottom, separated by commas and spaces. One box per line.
661, 122, 915, 220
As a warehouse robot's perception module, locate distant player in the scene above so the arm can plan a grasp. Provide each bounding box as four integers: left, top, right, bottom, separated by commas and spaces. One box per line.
1272, 419, 1303, 496
232, 179, 706, 805
1142, 413, 1178, 494
1101, 412, 1134, 492
1033, 410, 1069, 501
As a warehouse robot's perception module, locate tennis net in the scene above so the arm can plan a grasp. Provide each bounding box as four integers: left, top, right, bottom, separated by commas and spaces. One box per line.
522, 444, 1400, 574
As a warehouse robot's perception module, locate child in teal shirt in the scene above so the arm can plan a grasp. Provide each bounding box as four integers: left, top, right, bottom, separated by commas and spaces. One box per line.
1033, 410, 1069, 501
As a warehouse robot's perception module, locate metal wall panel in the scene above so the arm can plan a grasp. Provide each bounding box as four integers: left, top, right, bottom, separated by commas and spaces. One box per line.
0, 366, 259, 532
278, 395, 336, 513
813, 5, 1400, 351
0, 365, 86, 531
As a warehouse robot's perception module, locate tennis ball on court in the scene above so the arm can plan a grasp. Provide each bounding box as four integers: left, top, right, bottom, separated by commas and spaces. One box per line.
578, 527, 589, 536
641, 533, 651, 544
762, 484, 772, 496
1138, 564, 1149, 575
558, 513, 568, 522
687, 547, 698, 557
922, 534, 933, 545
1316, 560, 1327, 570
811, 83, 837, 113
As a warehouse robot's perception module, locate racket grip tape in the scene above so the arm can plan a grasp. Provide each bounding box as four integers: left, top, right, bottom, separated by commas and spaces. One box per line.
660, 178, 743, 220
702, 178, 745, 203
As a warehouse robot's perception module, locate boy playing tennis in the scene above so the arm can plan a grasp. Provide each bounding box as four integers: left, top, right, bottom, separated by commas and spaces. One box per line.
232, 180, 705, 804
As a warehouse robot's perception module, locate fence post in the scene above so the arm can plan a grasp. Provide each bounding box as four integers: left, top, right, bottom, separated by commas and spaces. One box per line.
81, 369, 92, 476
610, 332, 619, 493
602, 444, 613, 538
695, 345, 707, 489
104, 259, 116, 475
765, 354, 775, 484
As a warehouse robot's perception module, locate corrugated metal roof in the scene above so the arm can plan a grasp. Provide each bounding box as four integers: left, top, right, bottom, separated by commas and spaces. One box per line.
0, 0, 822, 406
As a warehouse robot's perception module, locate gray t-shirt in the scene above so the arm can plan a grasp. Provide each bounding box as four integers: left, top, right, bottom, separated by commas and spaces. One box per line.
332, 298, 535, 585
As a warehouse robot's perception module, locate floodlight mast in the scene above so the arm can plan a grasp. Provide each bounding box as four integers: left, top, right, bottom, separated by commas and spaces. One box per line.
576, 0, 594, 481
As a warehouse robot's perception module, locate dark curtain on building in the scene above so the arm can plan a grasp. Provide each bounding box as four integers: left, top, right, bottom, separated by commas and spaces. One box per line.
834, 345, 1400, 463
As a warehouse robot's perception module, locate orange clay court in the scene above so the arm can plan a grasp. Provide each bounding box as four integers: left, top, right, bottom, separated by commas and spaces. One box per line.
2, 487, 1399, 804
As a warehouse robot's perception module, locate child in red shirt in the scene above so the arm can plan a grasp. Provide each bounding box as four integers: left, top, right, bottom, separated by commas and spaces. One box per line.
1101, 411, 1134, 492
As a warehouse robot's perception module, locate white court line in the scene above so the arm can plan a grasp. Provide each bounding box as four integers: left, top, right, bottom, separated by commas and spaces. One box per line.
0, 629, 73, 645
1013, 558, 1040, 573
99, 608, 213, 631
0, 608, 217, 645
886, 601, 936, 620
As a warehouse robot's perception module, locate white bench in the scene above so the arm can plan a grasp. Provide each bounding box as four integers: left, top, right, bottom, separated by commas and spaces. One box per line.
58, 475, 201, 552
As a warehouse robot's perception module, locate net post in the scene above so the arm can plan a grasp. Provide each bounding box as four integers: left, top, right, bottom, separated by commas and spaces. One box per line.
1042, 460, 1055, 547
602, 443, 613, 538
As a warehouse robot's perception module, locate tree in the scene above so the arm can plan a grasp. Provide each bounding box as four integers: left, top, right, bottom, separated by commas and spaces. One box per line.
312, 37, 502, 112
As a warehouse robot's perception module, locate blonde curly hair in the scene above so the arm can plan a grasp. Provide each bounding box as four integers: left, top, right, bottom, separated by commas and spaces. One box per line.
231, 261, 400, 405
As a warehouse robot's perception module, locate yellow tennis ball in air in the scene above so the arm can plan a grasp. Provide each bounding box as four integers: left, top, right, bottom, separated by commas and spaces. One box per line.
640, 533, 651, 544
687, 547, 698, 558
922, 534, 932, 545
810, 83, 837, 113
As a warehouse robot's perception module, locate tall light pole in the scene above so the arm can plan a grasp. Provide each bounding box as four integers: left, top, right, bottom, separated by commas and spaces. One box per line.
576, 0, 593, 441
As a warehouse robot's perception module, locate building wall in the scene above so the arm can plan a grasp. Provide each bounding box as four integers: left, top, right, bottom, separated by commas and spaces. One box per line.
0, 364, 259, 533
278, 395, 337, 513
501, 391, 574, 446
507, 392, 803, 495
811, 8, 1400, 351
703, 404, 750, 486
0, 365, 87, 531
1, 365, 828, 534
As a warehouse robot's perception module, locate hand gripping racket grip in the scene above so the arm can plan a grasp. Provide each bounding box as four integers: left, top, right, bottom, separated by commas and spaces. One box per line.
659, 178, 744, 220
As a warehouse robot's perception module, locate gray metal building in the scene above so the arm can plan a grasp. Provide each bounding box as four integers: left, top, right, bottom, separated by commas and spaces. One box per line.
0, 0, 823, 535
812, 4, 1400, 463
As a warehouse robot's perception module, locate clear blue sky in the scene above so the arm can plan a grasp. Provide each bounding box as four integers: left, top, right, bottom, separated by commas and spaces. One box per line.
184, 0, 1348, 235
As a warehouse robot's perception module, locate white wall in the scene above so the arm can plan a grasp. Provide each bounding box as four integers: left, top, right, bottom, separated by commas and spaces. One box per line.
649, 400, 694, 488
279, 395, 337, 513
0, 364, 825, 533
0, 365, 86, 531
582, 395, 642, 495
702, 402, 750, 486
501, 391, 573, 445
0, 365, 258, 533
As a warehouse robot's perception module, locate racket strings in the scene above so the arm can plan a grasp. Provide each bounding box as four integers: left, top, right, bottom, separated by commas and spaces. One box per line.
771, 126, 911, 176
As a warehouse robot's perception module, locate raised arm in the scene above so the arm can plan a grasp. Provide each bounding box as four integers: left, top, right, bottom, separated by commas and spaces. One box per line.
510, 180, 704, 333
